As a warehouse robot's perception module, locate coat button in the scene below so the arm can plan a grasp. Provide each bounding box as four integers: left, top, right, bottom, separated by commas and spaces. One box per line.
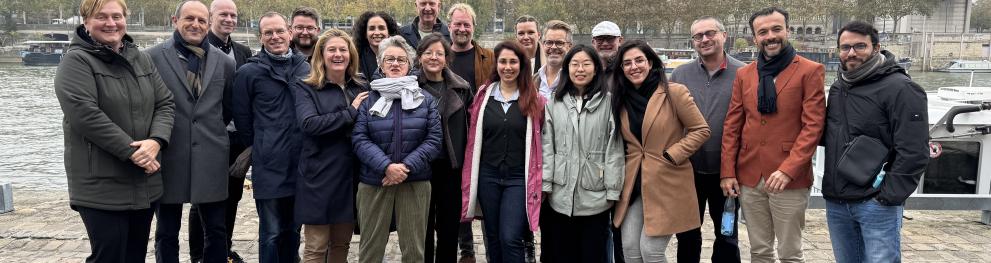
760, 141, 766, 146
761, 119, 767, 125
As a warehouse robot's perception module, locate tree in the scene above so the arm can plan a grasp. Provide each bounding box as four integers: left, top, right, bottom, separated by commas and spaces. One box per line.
973, 0, 991, 32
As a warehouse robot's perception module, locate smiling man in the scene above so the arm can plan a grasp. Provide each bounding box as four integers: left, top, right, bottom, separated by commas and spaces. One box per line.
232, 11, 311, 263
289, 6, 321, 60
720, 7, 825, 263
400, 0, 451, 48
147, 1, 236, 262
822, 21, 928, 263
446, 3, 493, 90
670, 16, 744, 263
534, 20, 571, 100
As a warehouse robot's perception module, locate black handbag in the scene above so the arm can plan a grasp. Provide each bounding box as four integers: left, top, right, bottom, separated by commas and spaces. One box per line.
835, 85, 890, 186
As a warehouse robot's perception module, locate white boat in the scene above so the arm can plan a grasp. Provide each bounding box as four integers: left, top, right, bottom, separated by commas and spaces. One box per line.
935, 60, 991, 73
811, 86, 991, 224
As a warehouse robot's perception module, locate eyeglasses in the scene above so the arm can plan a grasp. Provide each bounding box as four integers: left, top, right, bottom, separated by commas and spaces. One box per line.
839, 43, 869, 53
292, 25, 318, 33
593, 36, 618, 44
621, 56, 648, 69
262, 29, 288, 37
691, 30, 720, 42
421, 51, 445, 58
542, 40, 569, 48
383, 56, 409, 65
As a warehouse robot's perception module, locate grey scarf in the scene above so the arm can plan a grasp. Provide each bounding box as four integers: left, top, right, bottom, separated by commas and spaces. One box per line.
369, 75, 424, 117
840, 51, 885, 83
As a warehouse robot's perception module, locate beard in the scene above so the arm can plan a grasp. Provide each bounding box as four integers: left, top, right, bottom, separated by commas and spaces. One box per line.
293, 36, 315, 50
760, 37, 788, 57
452, 32, 472, 47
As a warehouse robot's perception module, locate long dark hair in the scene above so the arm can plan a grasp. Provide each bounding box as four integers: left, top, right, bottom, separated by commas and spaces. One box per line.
610, 40, 667, 130
488, 40, 541, 118
555, 45, 603, 102
354, 11, 399, 50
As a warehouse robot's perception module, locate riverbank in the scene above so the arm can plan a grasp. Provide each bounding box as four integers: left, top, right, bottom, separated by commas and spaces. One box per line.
0, 189, 989, 262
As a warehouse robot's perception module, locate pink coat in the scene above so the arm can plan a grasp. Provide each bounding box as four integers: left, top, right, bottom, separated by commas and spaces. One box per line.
460, 82, 545, 232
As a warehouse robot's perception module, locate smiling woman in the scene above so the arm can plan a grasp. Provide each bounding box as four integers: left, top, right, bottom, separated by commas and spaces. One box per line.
55, 0, 176, 261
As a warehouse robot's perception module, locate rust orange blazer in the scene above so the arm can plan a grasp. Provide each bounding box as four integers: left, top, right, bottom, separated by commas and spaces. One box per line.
613, 82, 710, 236
720, 55, 825, 189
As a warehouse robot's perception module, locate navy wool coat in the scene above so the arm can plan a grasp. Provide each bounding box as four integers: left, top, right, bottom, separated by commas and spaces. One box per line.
291, 78, 368, 224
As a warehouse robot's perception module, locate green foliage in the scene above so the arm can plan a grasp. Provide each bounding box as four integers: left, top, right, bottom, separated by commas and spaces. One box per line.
734, 37, 750, 51
972, 0, 991, 32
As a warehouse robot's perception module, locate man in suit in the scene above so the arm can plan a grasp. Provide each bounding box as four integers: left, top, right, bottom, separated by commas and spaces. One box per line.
147, 1, 236, 263
720, 7, 825, 263
189, 0, 254, 262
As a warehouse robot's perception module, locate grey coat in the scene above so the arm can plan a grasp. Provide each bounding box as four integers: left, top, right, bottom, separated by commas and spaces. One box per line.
148, 37, 234, 204
54, 25, 175, 211
541, 91, 625, 216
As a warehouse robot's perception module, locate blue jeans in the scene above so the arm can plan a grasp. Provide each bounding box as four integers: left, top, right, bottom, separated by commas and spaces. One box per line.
477, 163, 528, 263
256, 196, 300, 263
825, 198, 904, 263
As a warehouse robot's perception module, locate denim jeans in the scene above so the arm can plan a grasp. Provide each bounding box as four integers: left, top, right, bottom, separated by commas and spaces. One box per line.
477, 163, 528, 263
256, 196, 300, 263
826, 198, 904, 263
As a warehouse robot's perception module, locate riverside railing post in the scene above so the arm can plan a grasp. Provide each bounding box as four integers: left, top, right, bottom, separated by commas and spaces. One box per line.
0, 182, 12, 214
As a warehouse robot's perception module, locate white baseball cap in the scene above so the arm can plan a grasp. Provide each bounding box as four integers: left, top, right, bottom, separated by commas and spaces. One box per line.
592, 21, 622, 37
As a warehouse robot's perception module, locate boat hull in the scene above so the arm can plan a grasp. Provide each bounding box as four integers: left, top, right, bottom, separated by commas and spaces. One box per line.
22, 53, 62, 66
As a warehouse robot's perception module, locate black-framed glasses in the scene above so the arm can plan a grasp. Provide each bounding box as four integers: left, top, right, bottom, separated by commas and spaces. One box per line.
839, 43, 869, 53
691, 30, 720, 42
292, 25, 318, 32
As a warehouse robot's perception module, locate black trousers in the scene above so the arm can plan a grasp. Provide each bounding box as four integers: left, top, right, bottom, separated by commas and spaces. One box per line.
539, 208, 611, 263
675, 172, 741, 263
425, 161, 462, 263
76, 202, 157, 263
190, 133, 247, 261
156, 201, 227, 263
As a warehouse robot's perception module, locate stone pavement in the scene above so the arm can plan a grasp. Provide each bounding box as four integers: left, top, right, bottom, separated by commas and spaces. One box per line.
1, 189, 990, 262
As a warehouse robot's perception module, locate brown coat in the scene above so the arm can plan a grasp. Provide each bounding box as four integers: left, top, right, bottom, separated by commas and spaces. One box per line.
720, 56, 826, 189
471, 40, 495, 90
612, 82, 711, 236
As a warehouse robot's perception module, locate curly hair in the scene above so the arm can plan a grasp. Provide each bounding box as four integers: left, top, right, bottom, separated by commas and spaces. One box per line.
354, 11, 399, 50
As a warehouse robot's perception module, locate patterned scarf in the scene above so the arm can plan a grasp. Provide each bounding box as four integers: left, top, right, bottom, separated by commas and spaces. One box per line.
173, 30, 209, 99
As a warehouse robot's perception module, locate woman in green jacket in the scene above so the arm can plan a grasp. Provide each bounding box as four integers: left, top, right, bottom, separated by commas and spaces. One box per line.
53, 0, 174, 262
540, 45, 624, 262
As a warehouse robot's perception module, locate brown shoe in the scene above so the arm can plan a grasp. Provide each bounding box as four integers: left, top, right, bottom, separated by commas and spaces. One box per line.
459, 255, 476, 263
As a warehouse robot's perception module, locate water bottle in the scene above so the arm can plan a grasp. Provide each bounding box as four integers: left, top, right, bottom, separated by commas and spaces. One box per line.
720, 197, 736, 236
872, 169, 886, 188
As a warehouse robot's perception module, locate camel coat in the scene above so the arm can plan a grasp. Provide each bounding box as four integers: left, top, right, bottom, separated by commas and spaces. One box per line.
612, 82, 711, 236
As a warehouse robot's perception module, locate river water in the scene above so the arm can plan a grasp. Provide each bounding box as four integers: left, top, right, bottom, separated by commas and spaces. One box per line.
2, 63, 991, 191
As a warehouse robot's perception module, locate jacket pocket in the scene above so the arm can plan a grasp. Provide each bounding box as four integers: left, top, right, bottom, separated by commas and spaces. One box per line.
579, 160, 607, 191
552, 155, 569, 185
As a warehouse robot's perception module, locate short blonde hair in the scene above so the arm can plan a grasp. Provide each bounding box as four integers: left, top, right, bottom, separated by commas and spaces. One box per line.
80, 0, 129, 19
446, 3, 476, 26
303, 29, 361, 89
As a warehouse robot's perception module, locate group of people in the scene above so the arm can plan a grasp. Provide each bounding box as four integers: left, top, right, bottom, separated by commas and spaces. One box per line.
54, 0, 930, 262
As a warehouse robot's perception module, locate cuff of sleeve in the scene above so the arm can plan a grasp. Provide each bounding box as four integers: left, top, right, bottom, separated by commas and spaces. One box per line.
151, 137, 168, 150
607, 191, 620, 201
542, 181, 552, 192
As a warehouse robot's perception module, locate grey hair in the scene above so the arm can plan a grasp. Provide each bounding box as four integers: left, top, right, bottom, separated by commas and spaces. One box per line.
377, 35, 417, 66
173, 0, 206, 19
691, 16, 726, 32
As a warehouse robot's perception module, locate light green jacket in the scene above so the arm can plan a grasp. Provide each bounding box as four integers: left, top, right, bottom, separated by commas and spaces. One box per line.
542, 91, 624, 216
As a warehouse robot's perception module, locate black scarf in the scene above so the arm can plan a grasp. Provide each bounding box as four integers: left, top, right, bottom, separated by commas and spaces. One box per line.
755, 43, 796, 114
207, 31, 232, 54
174, 30, 210, 98
623, 69, 663, 142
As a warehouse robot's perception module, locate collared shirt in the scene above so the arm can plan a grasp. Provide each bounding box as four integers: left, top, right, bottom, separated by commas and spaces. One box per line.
491, 83, 520, 113
536, 66, 561, 100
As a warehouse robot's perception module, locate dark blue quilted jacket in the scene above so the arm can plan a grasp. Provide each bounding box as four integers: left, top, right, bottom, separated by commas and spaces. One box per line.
352, 90, 442, 186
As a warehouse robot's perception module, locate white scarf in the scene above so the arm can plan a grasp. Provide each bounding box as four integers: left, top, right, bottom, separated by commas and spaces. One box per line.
368, 75, 424, 117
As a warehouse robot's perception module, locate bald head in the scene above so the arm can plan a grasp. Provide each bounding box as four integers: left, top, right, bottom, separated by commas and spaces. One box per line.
210, 0, 239, 38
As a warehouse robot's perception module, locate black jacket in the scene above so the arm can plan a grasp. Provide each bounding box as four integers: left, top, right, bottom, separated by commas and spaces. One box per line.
207, 31, 254, 68
822, 50, 929, 205
418, 68, 474, 168
399, 17, 451, 49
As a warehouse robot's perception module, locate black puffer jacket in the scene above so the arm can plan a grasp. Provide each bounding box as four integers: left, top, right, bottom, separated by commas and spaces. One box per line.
821, 50, 929, 205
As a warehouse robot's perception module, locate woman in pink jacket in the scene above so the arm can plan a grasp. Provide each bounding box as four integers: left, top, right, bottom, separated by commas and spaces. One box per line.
460, 41, 545, 262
